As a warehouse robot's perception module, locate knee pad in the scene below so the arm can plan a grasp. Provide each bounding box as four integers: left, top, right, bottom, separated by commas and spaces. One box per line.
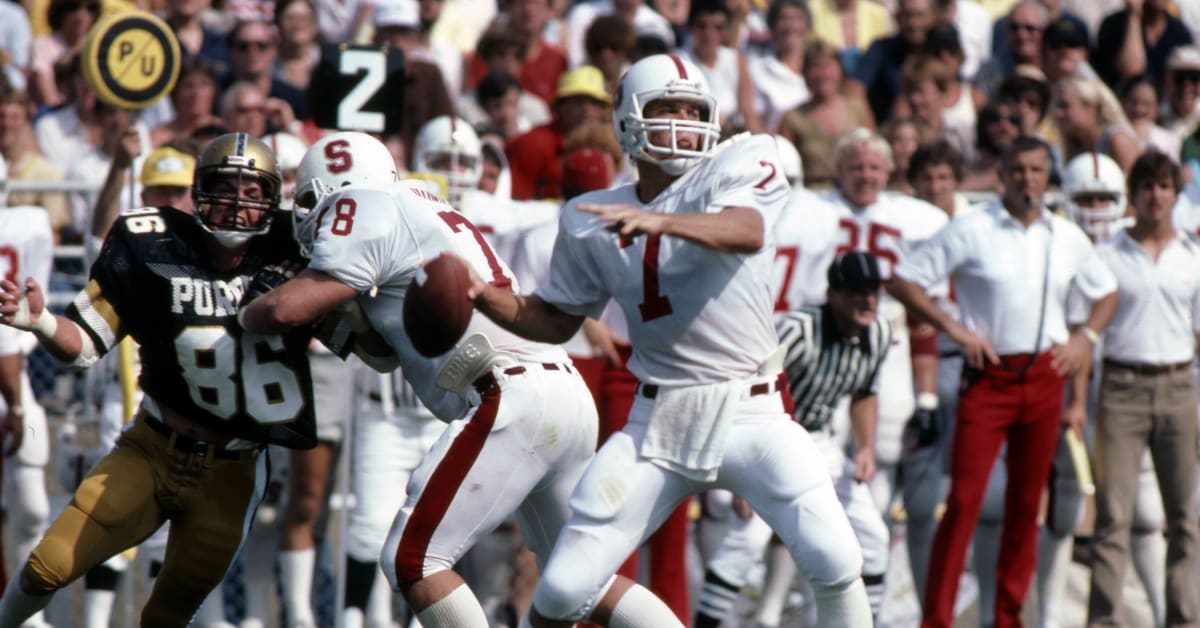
530, 569, 610, 622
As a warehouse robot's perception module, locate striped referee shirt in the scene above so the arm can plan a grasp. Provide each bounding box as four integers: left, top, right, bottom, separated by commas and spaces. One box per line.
776, 304, 892, 432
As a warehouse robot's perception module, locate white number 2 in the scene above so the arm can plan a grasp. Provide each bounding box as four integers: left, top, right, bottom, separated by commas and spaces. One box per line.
175, 327, 303, 424
337, 49, 386, 132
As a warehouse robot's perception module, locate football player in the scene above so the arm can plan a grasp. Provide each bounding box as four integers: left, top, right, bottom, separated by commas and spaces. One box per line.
467, 53, 871, 627
0, 133, 324, 626
238, 131, 608, 628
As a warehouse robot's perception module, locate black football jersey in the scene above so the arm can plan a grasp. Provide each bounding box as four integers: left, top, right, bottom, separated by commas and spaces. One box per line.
67, 207, 317, 449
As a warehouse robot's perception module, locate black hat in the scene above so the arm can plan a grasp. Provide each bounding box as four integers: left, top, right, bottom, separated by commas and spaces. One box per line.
1043, 18, 1088, 50
828, 252, 883, 290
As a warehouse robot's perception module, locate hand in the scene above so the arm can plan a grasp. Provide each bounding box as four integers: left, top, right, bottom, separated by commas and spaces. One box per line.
1127, 0, 1144, 17
948, 323, 998, 370
1050, 330, 1092, 377
240, 260, 304, 308
2, 408, 23, 457
732, 495, 753, 520
113, 128, 141, 169
853, 446, 876, 482
1062, 401, 1086, 441
581, 319, 623, 367
0, 278, 47, 330
461, 255, 491, 302
264, 98, 296, 131
902, 407, 941, 452
577, 203, 668, 239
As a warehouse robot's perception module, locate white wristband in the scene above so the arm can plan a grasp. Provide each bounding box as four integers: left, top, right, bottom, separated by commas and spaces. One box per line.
1080, 327, 1100, 345
32, 312, 57, 340
917, 392, 939, 410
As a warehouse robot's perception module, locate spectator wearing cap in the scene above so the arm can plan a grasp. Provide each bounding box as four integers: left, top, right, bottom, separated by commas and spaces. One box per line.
1093, 0, 1193, 88
676, 0, 763, 133
807, 0, 892, 76
0, 87, 69, 239
92, 143, 196, 247
377, 0, 461, 100
564, 0, 675, 70
746, 0, 811, 134
850, 0, 935, 123
467, 0, 566, 106
1087, 151, 1200, 628
222, 20, 309, 121
973, 1, 1048, 103
890, 135, 1119, 628
505, 65, 610, 200
1042, 16, 1100, 82
1163, 45, 1200, 139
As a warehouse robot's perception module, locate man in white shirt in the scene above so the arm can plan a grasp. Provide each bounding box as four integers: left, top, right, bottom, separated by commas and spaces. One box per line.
469, 53, 871, 628
889, 135, 1120, 628
1087, 150, 1200, 626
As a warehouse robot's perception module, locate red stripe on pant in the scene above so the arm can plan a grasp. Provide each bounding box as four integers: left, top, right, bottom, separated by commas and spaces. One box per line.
921, 352, 1066, 628
593, 343, 691, 625
394, 384, 501, 584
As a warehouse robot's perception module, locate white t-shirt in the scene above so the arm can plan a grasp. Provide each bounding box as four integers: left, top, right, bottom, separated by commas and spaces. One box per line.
536, 133, 789, 385
307, 182, 567, 420
0, 206, 53, 357
1096, 228, 1200, 364
896, 201, 1119, 354
747, 53, 810, 135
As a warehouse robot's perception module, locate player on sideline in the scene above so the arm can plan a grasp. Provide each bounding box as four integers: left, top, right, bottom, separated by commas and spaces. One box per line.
467, 53, 871, 627
237, 131, 648, 628
0, 133, 322, 626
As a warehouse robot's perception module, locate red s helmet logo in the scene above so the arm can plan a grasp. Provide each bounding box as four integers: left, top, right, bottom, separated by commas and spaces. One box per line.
325, 139, 353, 174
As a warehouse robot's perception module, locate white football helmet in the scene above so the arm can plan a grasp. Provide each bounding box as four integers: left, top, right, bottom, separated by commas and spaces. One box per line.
773, 135, 803, 187
413, 116, 482, 205
263, 132, 308, 210
293, 132, 398, 256
613, 54, 721, 176
1063, 152, 1127, 241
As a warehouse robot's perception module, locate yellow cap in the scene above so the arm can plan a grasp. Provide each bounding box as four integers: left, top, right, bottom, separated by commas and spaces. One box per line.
555, 66, 610, 105
140, 147, 194, 188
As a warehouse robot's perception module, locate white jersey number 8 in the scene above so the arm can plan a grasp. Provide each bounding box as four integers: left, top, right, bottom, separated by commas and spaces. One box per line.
175, 326, 304, 424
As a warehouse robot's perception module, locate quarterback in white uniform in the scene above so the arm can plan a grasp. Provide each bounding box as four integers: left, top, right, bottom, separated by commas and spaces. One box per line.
239, 131, 601, 628
0, 197, 52, 604
470, 54, 870, 628
823, 128, 948, 511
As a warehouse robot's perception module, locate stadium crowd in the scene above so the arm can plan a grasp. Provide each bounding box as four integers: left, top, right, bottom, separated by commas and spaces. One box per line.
2, 0, 1200, 626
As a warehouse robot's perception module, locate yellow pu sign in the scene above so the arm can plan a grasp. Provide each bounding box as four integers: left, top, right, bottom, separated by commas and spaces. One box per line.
82, 12, 181, 110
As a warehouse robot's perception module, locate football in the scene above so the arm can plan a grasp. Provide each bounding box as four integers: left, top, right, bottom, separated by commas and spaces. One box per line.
404, 253, 475, 357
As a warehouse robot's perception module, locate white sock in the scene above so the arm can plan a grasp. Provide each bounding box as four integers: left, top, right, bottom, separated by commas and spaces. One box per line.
1131, 530, 1167, 627
753, 544, 796, 627
84, 589, 116, 628
1035, 526, 1074, 627
811, 578, 872, 628
415, 583, 488, 627
606, 582, 685, 628
280, 548, 316, 626
0, 579, 54, 627
341, 606, 364, 628
365, 565, 393, 627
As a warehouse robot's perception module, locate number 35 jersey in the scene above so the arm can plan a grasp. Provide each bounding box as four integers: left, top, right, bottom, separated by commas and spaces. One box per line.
66, 207, 317, 449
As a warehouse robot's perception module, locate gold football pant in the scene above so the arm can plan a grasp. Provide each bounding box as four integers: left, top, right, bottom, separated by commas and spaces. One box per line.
23, 413, 266, 626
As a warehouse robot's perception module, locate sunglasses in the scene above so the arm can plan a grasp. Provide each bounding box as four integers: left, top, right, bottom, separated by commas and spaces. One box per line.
233, 40, 272, 52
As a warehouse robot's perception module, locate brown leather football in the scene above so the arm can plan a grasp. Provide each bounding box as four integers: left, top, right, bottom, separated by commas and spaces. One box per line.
403, 253, 474, 357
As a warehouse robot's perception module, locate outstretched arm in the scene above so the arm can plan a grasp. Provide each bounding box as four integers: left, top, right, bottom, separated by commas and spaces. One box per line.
467, 268, 586, 345
239, 268, 359, 334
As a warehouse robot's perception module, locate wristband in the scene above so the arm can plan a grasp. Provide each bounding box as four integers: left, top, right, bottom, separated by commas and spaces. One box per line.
917, 392, 939, 410
7, 405, 23, 418
31, 311, 57, 340
1080, 327, 1100, 345
236, 306, 250, 330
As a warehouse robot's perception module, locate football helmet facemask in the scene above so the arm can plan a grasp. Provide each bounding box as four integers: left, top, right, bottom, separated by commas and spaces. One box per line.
1063, 152, 1127, 241
192, 133, 282, 249
613, 54, 721, 176
413, 116, 483, 205
293, 132, 398, 256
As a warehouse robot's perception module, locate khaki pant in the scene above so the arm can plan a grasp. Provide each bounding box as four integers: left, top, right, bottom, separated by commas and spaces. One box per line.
24, 414, 266, 627
1088, 365, 1199, 627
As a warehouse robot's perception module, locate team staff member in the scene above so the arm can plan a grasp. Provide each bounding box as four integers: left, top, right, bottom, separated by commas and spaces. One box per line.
888, 135, 1119, 628
0, 134, 320, 626
1088, 151, 1200, 626
695, 251, 893, 627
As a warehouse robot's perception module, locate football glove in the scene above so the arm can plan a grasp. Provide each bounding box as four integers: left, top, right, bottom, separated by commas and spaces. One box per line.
902, 407, 940, 452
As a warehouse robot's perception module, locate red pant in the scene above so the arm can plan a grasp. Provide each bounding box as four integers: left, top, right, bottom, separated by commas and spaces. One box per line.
922, 352, 1065, 628
598, 345, 691, 624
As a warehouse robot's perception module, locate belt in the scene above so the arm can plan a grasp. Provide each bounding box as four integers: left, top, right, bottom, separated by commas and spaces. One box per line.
1103, 358, 1193, 376
638, 372, 789, 400
471, 362, 575, 393
144, 415, 242, 460
939, 350, 963, 358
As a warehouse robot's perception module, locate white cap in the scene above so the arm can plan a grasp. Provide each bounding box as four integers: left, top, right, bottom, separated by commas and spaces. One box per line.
376, 0, 419, 28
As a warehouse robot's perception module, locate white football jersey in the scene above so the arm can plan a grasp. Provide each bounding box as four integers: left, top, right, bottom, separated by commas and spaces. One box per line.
307, 182, 568, 421
0, 206, 53, 356
458, 188, 559, 266
537, 134, 790, 385
771, 187, 840, 312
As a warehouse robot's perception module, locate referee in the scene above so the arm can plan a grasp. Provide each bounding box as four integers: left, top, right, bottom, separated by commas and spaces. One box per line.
694, 251, 894, 627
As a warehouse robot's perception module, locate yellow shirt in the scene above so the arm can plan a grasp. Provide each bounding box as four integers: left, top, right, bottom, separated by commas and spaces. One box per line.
809, 0, 893, 51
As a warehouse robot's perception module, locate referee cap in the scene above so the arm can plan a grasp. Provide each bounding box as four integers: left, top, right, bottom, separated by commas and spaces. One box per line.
828, 251, 883, 290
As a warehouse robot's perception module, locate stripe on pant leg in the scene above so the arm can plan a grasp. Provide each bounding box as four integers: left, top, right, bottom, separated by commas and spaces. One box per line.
394, 386, 501, 584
